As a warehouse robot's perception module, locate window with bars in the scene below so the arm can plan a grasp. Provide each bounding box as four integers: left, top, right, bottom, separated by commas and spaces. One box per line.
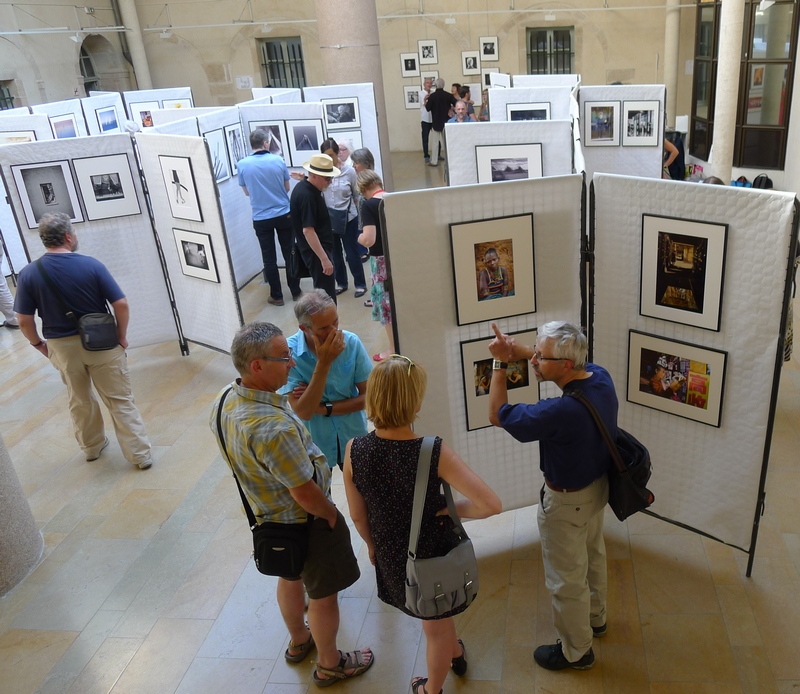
527, 28, 575, 75
259, 37, 306, 89
0, 82, 15, 110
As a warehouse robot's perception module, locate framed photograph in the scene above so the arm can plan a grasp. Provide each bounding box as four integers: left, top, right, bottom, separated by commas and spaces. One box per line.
480, 36, 499, 62
583, 101, 620, 146
158, 155, 203, 222
249, 120, 288, 161
204, 128, 230, 183
173, 228, 219, 283
506, 102, 551, 122
449, 213, 536, 325
465, 83, 483, 101
418, 39, 438, 65
404, 86, 421, 110
421, 70, 439, 87
95, 106, 120, 134
751, 64, 765, 87
286, 119, 324, 168
461, 329, 539, 431
462, 51, 481, 76
627, 330, 727, 427
401, 53, 420, 78
321, 97, 360, 131
50, 113, 79, 139
162, 98, 193, 109
130, 101, 160, 128
11, 160, 84, 229
622, 100, 660, 147
482, 67, 499, 88
335, 130, 363, 151
476, 143, 543, 184
72, 153, 141, 221
224, 123, 247, 176
640, 214, 728, 331
0, 131, 36, 145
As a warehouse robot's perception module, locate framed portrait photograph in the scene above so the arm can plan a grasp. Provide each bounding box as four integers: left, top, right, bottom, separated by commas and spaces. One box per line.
50, 113, 79, 139
461, 329, 539, 431
640, 214, 728, 331
622, 100, 660, 147
224, 123, 247, 176
72, 153, 142, 221
335, 129, 363, 151
401, 53, 420, 78
249, 120, 288, 162
11, 160, 84, 229
751, 64, 765, 88
450, 213, 536, 325
0, 131, 36, 145
462, 51, 481, 76
95, 106, 120, 134
506, 102, 551, 122
583, 100, 620, 146
480, 36, 499, 62
475, 143, 543, 184
627, 330, 727, 427
130, 101, 160, 128
204, 128, 230, 183
482, 67, 499, 88
404, 86, 421, 110
173, 228, 220, 283
162, 98, 193, 109
321, 97, 360, 131
158, 155, 203, 222
421, 70, 439, 87
286, 119, 324, 168
418, 39, 438, 65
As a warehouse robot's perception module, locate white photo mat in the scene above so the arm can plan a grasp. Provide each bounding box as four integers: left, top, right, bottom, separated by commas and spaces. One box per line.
623, 100, 660, 147
321, 97, 360, 131
173, 228, 220, 283
584, 100, 620, 146
286, 119, 324, 168
506, 102, 551, 121
11, 160, 84, 228
72, 153, 142, 221
249, 120, 289, 163
159, 154, 203, 222
475, 143, 543, 184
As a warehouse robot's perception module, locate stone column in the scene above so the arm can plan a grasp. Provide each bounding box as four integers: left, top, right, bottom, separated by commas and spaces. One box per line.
709, 0, 745, 182
313, 0, 394, 189
117, 0, 153, 89
664, 0, 681, 128
0, 433, 43, 597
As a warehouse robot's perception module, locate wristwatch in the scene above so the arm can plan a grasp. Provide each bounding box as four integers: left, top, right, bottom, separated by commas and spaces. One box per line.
492, 359, 508, 370
324, 402, 333, 417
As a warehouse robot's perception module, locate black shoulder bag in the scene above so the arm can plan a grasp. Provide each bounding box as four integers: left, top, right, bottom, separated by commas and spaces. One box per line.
215, 387, 314, 577
565, 389, 655, 522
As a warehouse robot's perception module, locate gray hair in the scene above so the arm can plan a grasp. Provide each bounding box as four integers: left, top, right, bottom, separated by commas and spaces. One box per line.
538, 321, 588, 370
435, 78, 445, 89
250, 128, 269, 150
294, 288, 336, 328
230, 322, 283, 376
351, 147, 374, 170
337, 137, 354, 153
38, 213, 72, 248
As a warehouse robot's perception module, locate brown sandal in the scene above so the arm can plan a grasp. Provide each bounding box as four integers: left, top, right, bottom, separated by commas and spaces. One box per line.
313, 649, 374, 687
284, 632, 315, 662
411, 677, 443, 694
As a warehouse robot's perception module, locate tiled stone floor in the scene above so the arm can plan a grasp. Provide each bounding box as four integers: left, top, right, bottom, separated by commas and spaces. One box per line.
1, 152, 799, 693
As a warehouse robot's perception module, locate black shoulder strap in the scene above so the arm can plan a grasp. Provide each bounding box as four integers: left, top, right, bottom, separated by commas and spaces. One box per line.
564, 388, 625, 474
35, 258, 78, 326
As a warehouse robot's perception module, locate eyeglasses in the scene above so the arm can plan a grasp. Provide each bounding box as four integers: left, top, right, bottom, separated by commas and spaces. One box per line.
261, 349, 293, 363
533, 351, 569, 362
389, 354, 415, 376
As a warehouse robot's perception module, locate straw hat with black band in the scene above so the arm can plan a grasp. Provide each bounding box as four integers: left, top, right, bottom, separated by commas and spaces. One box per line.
303, 153, 340, 178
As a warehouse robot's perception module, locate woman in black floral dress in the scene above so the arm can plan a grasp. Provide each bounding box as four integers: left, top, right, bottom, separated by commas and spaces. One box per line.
343, 355, 501, 694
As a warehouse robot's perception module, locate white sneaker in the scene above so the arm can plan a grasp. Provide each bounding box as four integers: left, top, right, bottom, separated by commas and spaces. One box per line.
86, 437, 110, 461
137, 458, 153, 470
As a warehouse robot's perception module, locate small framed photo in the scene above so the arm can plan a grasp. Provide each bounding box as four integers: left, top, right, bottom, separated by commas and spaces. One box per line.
506, 102, 551, 121
482, 67, 499, 88
95, 106, 120, 134
418, 39, 438, 65
11, 160, 84, 229
286, 119, 325, 168
162, 98, 193, 109
173, 228, 220, 283
50, 113, 79, 139
622, 100, 660, 147
249, 120, 288, 162
335, 130, 363, 151
131, 101, 160, 128
583, 101, 620, 146
461, 329, 539, 431
72, 153, 142, 221
0, 131, 36, 145
476, 143, 543, 184
480, 36, 499, 62
465, 83, 483, 101
450, 213, 536, 326
158, 155, 203, 222
627, 330, 727, 427
404, 86, 421, 110
321, 97, 360, 131
401, 53, 420, 78
462, 51, 481, 75
224, 123, 247, 176
421, 70, 439, 87
640, 214, 728, 331
204, 128, 231, 183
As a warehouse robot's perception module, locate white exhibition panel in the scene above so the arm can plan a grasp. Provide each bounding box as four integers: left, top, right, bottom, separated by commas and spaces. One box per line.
123, 87, 194, 120
579, 84, 665, 181
592, 174, 796, 550
0, 134, 177, 348
0, 114, 56, 142
445, 120, 573, 186
513, 74, 580, 88
268, 89, 303, 104
197, 107, 263, 288
81, 93, 127, 136
0, 184, 28, 275
134, 133, 242, 353
382, 175, 584, 513
489, 73, 511, 88
302, 83, 384, 179
151, 108, 222, 127
148, 118, 200, 137
488, 86, 573, 122
31, 99, 89, 138
1, 107, 31, 116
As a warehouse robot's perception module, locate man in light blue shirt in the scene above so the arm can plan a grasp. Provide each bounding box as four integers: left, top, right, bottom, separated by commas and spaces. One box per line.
281, 289, 371, 470
239, 128, 302, 306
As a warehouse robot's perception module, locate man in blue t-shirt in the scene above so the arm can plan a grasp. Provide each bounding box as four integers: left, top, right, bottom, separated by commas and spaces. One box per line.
487, 321, 617, 672
14, 213, 153, 469
239, 128, 302, 306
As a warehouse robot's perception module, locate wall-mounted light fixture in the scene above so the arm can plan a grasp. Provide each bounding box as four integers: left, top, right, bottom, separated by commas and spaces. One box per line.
159, 29, 173, 38
69, 31, 85, 43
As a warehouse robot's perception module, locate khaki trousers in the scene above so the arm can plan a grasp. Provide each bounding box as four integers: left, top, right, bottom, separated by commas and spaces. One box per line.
429, 128, 444, 165
537, 474, 608, 663
47, 336, 151, 466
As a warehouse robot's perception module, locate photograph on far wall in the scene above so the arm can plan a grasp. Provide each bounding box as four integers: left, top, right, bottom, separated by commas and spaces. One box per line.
462, 50, 481, 75
404, 86, 421, 110
286, 119, 325, 168
204, 128, 230, 183
173, 228, 220, 283
0, 131, 36, 145
622, 100, 660, 147
95, 106, 120, 134
321, 97, 361, 131
11, 160, 84, 229
249, 120, 288, 161
158, 155, 203, 222
335, 129, 363, 151
224, 123, 247, 176
50, 113, 79, 139
72, 153, 142, 221
480, 36, 499, 62
475, 143, 543, 184
418, 39, 438, 65
583, 100, 620, 146
421, 70, 439, 86
401, 52, 420, 78
450, 213, 536, 325
482, 67, 499, 88
131, 101, 160, 128
627, 330, 727, 427
461, 329, 539, 431
162, 98, 193, 109
640, 214, 728, 331
506, 102, 551, 121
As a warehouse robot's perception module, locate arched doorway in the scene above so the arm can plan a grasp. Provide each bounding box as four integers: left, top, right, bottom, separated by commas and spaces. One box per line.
79, 34, 132, 94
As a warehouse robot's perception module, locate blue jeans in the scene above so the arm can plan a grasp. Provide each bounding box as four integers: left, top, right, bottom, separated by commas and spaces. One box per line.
332, 216, 367, 290
253, 214, 301, 299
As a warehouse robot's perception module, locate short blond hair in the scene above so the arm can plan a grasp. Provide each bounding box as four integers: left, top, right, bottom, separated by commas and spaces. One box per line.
365, 355, 427, 429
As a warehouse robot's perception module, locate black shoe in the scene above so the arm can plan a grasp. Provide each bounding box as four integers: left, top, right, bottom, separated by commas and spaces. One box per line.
292, 292, 303, 301
451, 639, 467, 676
335, 286, 348, 296
2, 321, 20, 330
592, 623, 607, 638
533, 642, 595, 671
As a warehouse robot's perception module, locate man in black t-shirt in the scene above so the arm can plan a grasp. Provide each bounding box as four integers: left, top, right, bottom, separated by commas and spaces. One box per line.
425, 78, 457, 166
